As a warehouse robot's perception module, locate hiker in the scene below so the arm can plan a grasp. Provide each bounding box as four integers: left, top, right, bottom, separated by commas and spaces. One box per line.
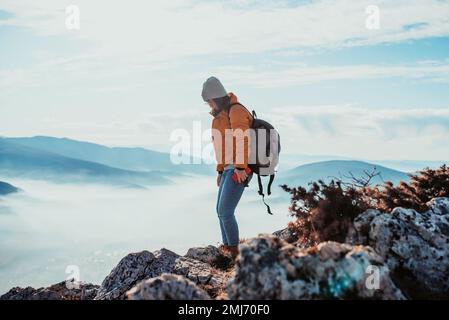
202, 76, 254, 259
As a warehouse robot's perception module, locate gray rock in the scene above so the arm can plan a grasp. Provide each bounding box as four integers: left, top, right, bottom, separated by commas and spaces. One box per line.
185, 245, 221, 265
1, 287, 38, 300
127, 273, 211, 300
0, 280, 99, 300
95, 250, 157, 300
228, 234, 404, 300
272, 228, 298, 244
173, 256, 223, 287
350, 197, 449, 299
8, 198, 448, 301
95, 248, 226, 300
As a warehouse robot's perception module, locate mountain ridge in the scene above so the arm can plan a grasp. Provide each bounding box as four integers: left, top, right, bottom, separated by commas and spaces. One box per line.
278, 159, 409, 187
0, 138, 172, 186
4, 136, 211, 175
0, 181, 19, 196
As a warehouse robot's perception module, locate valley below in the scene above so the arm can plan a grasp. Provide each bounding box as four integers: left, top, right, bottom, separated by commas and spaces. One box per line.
0, 175, 291, 294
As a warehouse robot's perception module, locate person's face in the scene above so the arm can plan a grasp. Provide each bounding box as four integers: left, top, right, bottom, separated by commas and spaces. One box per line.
207, 100, 217, 111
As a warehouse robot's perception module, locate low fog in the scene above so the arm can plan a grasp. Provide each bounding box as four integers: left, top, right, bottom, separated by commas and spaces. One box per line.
0, 176, 291, 293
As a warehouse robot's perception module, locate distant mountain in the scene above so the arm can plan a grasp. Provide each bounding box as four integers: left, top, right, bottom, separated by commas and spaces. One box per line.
279, 153, 353, 171
5, 136, 212, 175
0, 181, 19, 196
0, 139, 171, 186
277, 160, 409, 187
372, 160, 447, 173
279, 153, 447, 173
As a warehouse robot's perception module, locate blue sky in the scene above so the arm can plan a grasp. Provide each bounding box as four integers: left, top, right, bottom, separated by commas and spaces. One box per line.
0, 0, 449, 161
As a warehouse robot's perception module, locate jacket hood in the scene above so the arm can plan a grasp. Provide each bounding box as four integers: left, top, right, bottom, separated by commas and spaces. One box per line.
228, 92, 238, 104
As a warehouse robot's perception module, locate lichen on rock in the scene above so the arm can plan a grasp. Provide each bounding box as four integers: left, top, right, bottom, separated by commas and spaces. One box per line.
127, 273, 211, 300
0, 280, 99, 300
228, 235, 405, 300
350, 197, 449, 299
95, 247, 227, 300
2, 198, 449, 301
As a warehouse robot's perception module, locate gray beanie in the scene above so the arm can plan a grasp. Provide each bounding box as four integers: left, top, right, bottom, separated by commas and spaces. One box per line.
201, 76, 227, 102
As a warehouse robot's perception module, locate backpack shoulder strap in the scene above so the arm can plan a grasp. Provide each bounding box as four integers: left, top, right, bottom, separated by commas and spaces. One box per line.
228, 103, 254, 120
257, 173, 274, 215
252, 110, 257, 119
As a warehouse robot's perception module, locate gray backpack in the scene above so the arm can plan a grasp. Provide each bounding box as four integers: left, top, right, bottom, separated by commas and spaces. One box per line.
229, 103, 281, 214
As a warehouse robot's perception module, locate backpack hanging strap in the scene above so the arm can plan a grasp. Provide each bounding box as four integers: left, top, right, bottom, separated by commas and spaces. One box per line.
257, 173, 263, 196
229, 102, 242, 108
257, 173, 273, 215
252, 110, 257, 119
267, 174, 275, 196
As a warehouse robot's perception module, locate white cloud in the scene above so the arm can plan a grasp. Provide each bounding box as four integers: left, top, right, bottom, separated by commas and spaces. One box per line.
2, 101, 448, 160
218, 61, 449, 88
1, 0, 448, 160
265, 105, 449, 160
18, 105, 449, 160
2, 57, 449, 94
1, 0, 449, 61
0, 110, 213, 152
2, 0, 448, 93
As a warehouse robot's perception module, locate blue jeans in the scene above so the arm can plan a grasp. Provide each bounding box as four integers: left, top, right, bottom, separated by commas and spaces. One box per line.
216, 168, 252, 246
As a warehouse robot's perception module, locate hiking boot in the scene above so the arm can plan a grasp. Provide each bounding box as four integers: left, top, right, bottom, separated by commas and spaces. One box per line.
227, 246, 239, 259
218, 245, 231, 255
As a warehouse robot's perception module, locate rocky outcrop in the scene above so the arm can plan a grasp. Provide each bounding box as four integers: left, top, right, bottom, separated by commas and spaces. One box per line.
272, 227, 298, 244
94, 250, 157, 300
0, 280, 98, 300
185, 246, 233, 270
185, 245, 221, 265
349, 197, 449, 299
228, 235, 404, 300
95, 248, 228, 300
2, 197, 449, 300
127, 273, 211, 300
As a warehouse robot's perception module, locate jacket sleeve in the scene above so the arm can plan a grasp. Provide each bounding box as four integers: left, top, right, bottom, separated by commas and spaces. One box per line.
229, 105, 251, 170
211, 126, 225, 174
216, 163, 224, 173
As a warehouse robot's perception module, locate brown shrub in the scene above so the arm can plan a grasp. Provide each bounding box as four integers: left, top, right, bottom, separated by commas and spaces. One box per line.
362, 164, 449, 213
282, 165, 449, 247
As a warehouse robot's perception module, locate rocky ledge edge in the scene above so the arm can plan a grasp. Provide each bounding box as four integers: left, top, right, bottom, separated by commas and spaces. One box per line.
2, 197, 448, 300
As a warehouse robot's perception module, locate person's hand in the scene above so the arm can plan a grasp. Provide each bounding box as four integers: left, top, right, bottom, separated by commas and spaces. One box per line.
234, 168, 248, 184
217, 173, 222, 187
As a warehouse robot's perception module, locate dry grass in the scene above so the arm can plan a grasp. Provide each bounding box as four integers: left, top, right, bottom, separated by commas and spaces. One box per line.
213, 268, 236, 300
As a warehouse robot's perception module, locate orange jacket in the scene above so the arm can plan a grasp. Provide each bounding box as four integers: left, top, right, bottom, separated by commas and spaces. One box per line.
211, 93, 253, 172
